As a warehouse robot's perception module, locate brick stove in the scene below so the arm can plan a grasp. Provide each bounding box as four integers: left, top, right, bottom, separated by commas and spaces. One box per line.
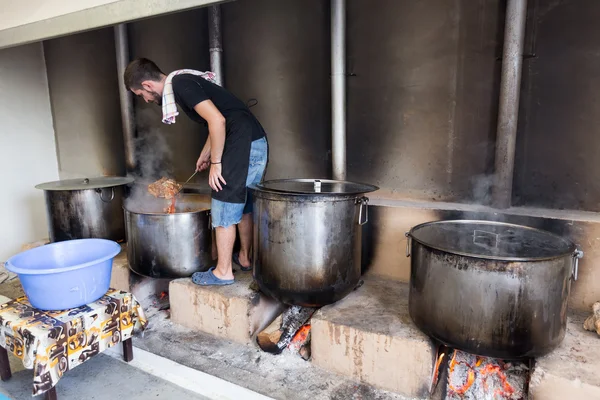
255, 280, 365, 359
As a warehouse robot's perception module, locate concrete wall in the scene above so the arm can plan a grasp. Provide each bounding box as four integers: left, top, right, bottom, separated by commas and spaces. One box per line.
128, 8, 211, 184
347, 0, 502, 203
40, 0, 600, 209
0, 43, 59, 260
222, 0, 332, 180
514, 0, 600, 212
44, 28, 125, 179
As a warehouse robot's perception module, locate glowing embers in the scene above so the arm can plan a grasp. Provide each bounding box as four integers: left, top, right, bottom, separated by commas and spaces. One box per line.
431, 347, 530, 400
256, 305, 316, 359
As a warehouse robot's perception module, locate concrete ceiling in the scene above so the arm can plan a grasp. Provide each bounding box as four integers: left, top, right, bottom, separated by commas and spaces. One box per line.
0, 0, 229, 50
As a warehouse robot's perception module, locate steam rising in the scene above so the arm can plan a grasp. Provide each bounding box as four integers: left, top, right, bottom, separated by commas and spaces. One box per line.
125, 109, 175, 213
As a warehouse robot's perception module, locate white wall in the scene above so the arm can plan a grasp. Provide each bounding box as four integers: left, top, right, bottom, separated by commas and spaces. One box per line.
0, 43, 59, 260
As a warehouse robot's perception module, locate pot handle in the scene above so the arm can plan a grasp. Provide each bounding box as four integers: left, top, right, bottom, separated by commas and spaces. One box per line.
572, 249, 584, 281
96, 187, 115, 203
356, 197, 369, 225
405, 232, 411, 257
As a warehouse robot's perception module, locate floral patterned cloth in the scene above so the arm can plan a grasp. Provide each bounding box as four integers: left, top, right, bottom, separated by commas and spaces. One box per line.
0, 289, 147, 395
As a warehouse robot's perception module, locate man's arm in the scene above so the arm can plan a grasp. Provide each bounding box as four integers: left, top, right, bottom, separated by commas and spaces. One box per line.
193, 100, 226, 191
196, 135, 211, 171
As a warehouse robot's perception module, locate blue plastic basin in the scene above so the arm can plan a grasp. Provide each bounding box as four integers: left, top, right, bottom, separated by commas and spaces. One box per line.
5, 239, 121, 311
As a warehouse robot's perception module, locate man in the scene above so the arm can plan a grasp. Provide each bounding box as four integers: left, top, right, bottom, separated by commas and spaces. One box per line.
124, 58, 268, 286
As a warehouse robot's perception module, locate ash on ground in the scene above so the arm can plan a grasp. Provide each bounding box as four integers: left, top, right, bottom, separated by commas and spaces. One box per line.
446, 350, 528, 400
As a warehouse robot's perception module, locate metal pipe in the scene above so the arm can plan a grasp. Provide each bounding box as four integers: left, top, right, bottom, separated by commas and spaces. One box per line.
114, 23, 136, 173
331, 0, 346, 181
492, 0, 528, 209
208, 5, 224, 87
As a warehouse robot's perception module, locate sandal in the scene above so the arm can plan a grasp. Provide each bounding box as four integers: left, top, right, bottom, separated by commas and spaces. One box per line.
232, 253, 252, 272
191, 267, 234, 286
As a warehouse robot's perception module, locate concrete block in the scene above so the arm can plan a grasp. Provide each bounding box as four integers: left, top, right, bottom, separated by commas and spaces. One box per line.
311, 276, 434, 398
529, 311, 600, 400
169, 272, 284, 345
109, 244, 130, 292
20, 239, 49, 251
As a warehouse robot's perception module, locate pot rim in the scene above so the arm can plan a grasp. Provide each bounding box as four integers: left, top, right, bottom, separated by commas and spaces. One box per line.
36, 176, 134, 191
408, 219, 579, 262
249, 178, 379, 196
122, 206, 210, 216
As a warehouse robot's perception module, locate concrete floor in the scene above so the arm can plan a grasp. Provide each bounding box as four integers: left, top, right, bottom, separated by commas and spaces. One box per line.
134, 308, 414, 400
0, 353, 209, 400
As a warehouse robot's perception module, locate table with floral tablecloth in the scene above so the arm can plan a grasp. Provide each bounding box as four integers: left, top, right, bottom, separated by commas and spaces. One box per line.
0, 289, 147, 397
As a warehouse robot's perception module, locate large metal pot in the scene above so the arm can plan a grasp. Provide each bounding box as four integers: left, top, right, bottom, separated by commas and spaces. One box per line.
124, 194, 213, 279
250, 179, 379, 307
36, 176, 134, 243
406, 220, 584, 359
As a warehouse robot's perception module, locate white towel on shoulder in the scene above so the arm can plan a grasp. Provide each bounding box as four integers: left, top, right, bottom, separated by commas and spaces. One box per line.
161, 69, 217, 125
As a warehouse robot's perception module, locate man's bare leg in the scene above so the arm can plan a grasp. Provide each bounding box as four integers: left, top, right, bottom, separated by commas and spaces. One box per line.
237, 213, 253, 268
213, 225, 236, 280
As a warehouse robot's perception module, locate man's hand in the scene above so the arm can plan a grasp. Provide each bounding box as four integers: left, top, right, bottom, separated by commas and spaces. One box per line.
209, 163, 227, 192
196, 151, 211, 172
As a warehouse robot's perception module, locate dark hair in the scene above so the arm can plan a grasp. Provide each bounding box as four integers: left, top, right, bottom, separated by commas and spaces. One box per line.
124, 58, 165, 90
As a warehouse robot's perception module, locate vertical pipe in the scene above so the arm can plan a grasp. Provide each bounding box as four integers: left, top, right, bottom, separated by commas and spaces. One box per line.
209, 5, 224, 87
115, 23, 136, 173
492, 0, 528, 208
331, 0, 346, 181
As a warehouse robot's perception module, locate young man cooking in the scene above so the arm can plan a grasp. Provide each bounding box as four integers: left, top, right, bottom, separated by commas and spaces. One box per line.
124, 58, 268, 286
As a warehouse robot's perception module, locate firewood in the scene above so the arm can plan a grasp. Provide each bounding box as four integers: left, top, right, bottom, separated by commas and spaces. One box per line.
583, 302, 600, 336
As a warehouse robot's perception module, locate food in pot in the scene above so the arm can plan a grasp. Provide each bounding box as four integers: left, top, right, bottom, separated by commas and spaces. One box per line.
148, 177, 182, 199
165, 198, 176, 214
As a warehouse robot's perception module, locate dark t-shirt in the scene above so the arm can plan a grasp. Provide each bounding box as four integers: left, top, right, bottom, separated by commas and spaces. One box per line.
172, 74, 265, 141
171, 74, 267, 204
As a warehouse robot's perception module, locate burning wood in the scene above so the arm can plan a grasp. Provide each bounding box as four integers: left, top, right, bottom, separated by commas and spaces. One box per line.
256, 306, 316, 356
431, 349, 529, 400
430, 349, 448, 393
288, 324, 311, 360
584, 301, 600, 336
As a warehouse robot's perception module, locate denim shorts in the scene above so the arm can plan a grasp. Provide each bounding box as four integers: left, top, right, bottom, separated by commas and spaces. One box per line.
211, 137, 268, 228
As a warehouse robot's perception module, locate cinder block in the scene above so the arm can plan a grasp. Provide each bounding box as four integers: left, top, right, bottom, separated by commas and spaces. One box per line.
169, 272, 284, 345
529, 312, 600, 400
109, 244, 130, 292
311, 276, 434, 399
20, 239, 49, 251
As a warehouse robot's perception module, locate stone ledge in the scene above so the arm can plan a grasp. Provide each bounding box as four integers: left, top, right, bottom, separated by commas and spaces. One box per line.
529, 311, 600, 399
311, 276, 434, 398
169, 272, 283, 345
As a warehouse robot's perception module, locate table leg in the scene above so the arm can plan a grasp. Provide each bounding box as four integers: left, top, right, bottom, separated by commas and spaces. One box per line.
122, 338, 133, 362
44, 387, 57, 400
0, 345, 11, 381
